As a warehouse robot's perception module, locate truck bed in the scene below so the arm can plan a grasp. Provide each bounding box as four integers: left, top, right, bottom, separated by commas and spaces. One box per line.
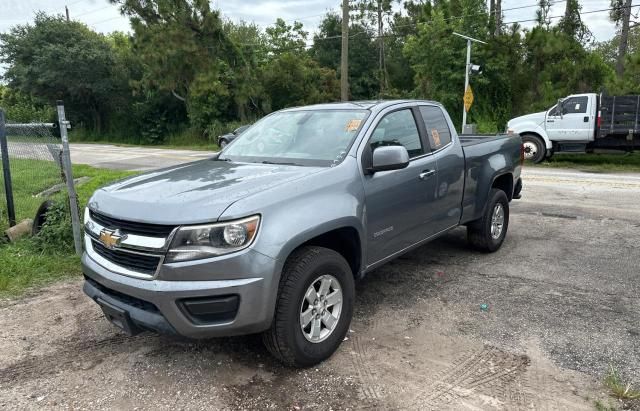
459, 134, 512, 147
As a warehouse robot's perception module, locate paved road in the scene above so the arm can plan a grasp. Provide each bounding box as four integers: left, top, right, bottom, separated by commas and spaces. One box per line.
0, 144, 637, 409
70, 143, 215, 171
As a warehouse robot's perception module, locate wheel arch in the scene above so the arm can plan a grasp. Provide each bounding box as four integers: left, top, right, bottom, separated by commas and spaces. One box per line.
279, 224, 364, 280
519, 131, 552, 150
491, 172, 515, 201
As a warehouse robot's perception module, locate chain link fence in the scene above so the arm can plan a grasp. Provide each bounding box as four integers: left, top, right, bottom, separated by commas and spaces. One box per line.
0, 102, 82, 253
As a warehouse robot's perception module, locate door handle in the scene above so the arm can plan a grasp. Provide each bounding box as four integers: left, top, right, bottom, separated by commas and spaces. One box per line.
547, 120, 554, 123
419, 170, 436, 180
583, 116, 589, 122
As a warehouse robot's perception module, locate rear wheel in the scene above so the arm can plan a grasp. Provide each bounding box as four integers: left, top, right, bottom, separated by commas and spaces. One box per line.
521, 134, 545, 163
263, 246, 354, 367
467, 188, 510, 252
219, 140, 228, 149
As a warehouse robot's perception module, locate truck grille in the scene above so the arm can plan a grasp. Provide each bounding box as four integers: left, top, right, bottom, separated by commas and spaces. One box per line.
92, 240, 161, 275
90, 210, 175, 237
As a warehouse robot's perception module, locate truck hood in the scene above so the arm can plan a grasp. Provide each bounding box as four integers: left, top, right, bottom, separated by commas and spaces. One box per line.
508, 111, 546, 128
89, 159, 323, 225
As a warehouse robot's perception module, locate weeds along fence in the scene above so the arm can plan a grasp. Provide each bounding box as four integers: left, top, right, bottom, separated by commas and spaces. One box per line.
0, 102, 82, 254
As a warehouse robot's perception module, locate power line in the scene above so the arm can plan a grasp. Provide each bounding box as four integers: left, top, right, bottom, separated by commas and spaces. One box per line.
74, 5, 113, 18
317, 2, 639, 43
88, 16, 125, 26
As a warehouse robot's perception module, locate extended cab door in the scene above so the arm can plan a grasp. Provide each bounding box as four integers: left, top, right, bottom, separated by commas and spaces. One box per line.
361, 106, 439, 265
545, 95, 593, 141
417, 105, 465, 233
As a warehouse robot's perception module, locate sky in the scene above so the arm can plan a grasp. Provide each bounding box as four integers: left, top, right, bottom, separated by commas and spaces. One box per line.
0, 0, 636, 44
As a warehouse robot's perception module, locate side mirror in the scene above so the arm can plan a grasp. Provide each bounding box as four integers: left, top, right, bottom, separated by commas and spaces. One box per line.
370, 145, 410, 173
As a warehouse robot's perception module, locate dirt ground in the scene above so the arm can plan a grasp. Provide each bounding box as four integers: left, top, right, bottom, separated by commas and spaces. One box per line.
1, 167, 639, 410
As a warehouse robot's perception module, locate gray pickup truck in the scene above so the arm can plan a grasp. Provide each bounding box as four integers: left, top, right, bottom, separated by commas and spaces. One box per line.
82, 100, 523, 366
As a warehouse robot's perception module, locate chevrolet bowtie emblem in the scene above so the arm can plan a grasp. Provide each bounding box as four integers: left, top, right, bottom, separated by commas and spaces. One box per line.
99, 229, 126, 250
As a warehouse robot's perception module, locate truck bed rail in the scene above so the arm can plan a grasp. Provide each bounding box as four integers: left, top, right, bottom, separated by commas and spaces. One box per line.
598, 95, 640, 136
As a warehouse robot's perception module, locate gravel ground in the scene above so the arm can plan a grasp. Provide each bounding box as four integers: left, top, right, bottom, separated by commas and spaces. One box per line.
0, 167, 639, 410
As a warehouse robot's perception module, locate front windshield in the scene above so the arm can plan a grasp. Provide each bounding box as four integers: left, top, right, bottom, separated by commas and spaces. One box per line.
220, 109, 369, 166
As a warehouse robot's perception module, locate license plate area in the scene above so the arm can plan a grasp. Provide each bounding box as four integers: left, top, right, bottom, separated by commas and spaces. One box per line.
96, 297, 142, 336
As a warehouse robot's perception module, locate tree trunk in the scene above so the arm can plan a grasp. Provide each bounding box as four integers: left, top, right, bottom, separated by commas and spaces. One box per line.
616, 0, 632, 78
489, 0, 496, 33
92, 106, 102, 134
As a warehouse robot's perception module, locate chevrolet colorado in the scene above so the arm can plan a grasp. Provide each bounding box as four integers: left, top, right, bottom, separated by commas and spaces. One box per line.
82, 100, 523, 366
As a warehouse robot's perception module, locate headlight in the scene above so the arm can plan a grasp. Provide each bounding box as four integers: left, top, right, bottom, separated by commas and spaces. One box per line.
165, 215, 260, 263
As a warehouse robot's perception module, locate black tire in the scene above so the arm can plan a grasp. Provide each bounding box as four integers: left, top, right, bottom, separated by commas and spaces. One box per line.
263, 246, 355, 367
467, 188, 509, 253
219, 139, 228, 149
521, 134, 545, 163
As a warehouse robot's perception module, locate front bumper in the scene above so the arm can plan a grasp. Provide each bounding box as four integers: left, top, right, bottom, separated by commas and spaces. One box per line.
81, 248, 282, 338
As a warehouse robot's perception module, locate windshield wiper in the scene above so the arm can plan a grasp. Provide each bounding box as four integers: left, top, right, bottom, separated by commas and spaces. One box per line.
260, 160, 301, 166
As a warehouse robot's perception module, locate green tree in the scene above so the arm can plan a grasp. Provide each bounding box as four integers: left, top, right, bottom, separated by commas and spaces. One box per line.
111, 0, 239, 129
0, 13, 124, 132
353, 0, 394, 94
404, 0, 489, 128
311, 13, 378, 99
0, 85, 54, 122
262, 19, 339, 110
559, 0, 592, 44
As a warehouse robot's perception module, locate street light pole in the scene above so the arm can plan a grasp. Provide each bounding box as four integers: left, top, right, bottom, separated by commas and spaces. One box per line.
453, 32, 486, 133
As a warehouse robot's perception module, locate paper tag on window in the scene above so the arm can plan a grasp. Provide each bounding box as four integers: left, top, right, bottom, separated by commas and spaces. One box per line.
345, 119, 362, 132
431, 129, 441, 147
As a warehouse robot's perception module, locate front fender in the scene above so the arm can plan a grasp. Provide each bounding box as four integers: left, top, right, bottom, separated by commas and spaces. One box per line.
511, 121, 552, 149
218, 157, 367, 274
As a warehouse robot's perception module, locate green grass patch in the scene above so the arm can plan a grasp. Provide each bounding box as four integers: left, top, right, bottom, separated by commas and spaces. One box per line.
1, 159, 134, 296
534, 152, 640, 172
604, 366, 640, 401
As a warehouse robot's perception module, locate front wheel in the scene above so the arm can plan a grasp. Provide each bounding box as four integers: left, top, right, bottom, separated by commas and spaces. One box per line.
219, 140, 228, 149
521, 134, 545, 163
263, 246, 355, 367
467, 188, 510, 252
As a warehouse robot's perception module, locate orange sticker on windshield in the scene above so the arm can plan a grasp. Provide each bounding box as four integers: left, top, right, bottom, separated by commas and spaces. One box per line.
345, 119, 362, 132
431, 129, 441, 147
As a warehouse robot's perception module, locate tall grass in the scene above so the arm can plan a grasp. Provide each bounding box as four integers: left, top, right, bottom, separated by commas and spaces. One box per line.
0, 160, 134, 296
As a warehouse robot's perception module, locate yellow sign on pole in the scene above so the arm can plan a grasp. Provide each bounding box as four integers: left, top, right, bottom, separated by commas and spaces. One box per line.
463, 85, 474, 112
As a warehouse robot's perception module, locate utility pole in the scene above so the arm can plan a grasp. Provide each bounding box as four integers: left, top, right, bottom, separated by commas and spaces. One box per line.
453, 32, 486, 133
341, 0, 349, 101
65, 5, 70, 22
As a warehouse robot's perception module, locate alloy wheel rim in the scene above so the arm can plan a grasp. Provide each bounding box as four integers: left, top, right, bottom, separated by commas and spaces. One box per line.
491, 203, 505, 239
300, 274, 343, 343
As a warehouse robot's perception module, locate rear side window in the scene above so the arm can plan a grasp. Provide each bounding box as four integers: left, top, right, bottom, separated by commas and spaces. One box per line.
419, 106, 452, 150
562, 96, 588, 114
369, 109, 424, 158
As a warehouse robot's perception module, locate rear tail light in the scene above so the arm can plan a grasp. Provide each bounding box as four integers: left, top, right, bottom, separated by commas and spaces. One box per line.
597, 110, 602, 128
